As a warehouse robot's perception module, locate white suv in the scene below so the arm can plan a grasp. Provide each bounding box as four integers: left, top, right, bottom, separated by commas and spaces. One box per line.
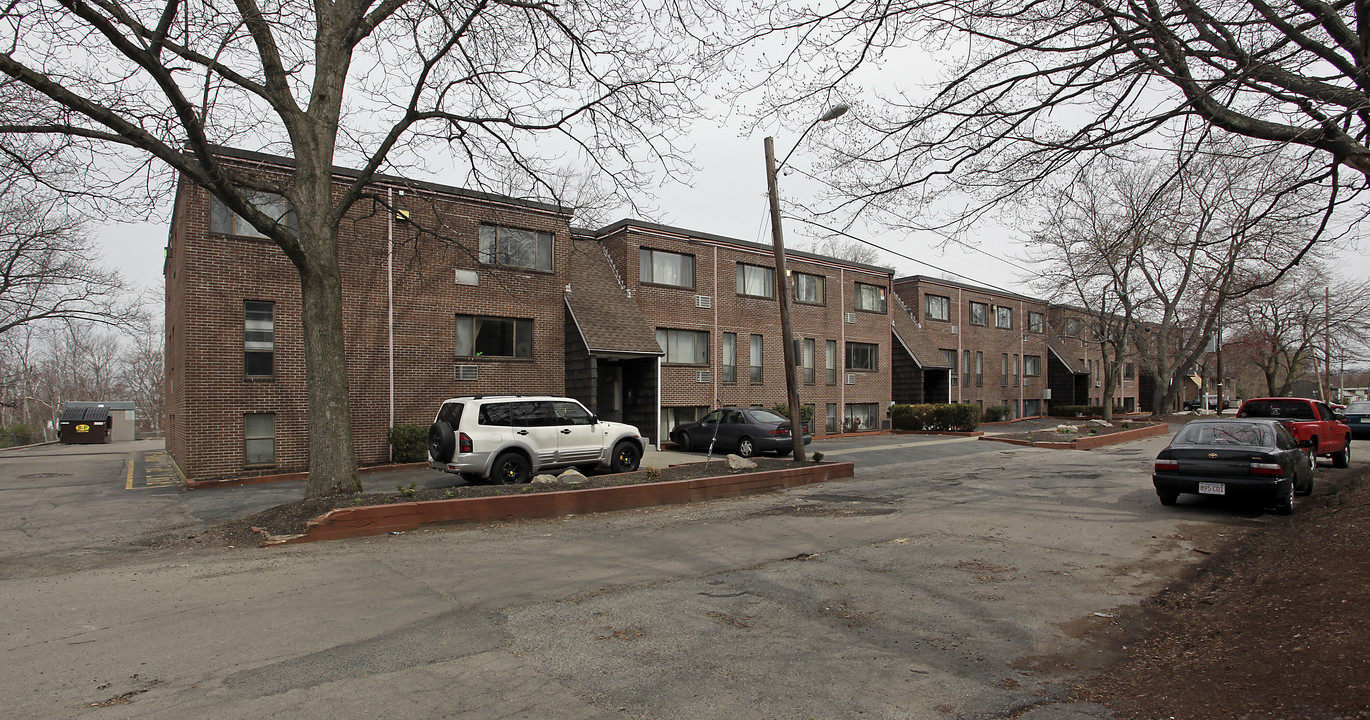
428, 396, 645, 483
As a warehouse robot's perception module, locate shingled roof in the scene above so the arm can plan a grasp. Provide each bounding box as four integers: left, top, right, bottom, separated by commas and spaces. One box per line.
891, 304, 951, 369
565, 237, 663, 356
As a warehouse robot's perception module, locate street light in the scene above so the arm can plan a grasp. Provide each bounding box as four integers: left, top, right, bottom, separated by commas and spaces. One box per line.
765, 103, 850, 462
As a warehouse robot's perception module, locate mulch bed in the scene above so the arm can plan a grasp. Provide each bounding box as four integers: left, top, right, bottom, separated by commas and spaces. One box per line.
151, 456, 807, 549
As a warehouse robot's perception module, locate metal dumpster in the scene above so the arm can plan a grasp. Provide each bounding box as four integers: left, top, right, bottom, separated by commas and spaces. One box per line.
58, 405, 113, 444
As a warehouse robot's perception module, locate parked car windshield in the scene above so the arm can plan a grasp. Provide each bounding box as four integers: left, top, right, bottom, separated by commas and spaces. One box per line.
1239, 399, 1316, 419
1173, 422, 1273, 447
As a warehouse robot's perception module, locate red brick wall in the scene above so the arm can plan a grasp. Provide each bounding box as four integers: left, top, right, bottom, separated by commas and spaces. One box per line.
168, 158, 574, 481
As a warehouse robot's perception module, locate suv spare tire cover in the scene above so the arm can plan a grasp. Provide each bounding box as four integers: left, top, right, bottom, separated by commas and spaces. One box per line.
429, 421, 456, 463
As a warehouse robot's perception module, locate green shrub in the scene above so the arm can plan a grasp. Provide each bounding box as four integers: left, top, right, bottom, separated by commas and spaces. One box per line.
1052, 405, 1105, 418
983, 405, 1013, 422
771, 402, 816, 428
890, 403, 980, 432
388, 424, 429, 463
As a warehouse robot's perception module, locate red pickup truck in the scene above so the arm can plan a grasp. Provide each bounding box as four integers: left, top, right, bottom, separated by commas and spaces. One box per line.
1237, 397, 1352, 468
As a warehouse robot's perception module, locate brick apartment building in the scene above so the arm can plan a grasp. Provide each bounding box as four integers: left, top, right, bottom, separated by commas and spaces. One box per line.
891, 276, 1052, 418
1046, 306, 1143, 413
165, 148, 918, 482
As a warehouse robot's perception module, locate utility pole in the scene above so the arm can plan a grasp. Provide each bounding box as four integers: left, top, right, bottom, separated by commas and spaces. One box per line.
764, 135, 806, 461
1324, 286, 1332, 403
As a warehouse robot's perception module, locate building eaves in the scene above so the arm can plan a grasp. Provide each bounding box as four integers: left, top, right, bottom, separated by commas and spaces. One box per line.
206, 145, 570, 217
891, 305, 951, 369
594, 218, 894, 276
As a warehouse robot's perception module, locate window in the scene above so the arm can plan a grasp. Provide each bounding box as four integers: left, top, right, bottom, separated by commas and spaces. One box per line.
825, 340, 837, 384
244, 301, 274, 376
855, 283, 887, 312
722, 333, 736, 383
996, 306, 1013, 329
1029, 312, 1046, 333
941, 349, 958, 385
1124, 362, 1135, 380
662, 406, 709, 435
964, 350, 971, 387
750, 334, 763, 383
846, 342, 879, 371
737, 263, 775, 298
975, 351, 984, 386
244, 413, 275, 465
845, 403, 879, 432
479, 224, 553, 272
656, 328, 708, 364
925, 294, 950, 321
1065, 317, 1082, 337
1024, 355, 1042, 377
803, 338, 816, 384
969, 301, 988, 326
793, 273, 825, 305
826, 403, 838, 435
639, 248, 694, 288
1002, 353, 1010, 386
1013, 354, 1020, 386
210, 192, 297, 238
456, 315, 533, 358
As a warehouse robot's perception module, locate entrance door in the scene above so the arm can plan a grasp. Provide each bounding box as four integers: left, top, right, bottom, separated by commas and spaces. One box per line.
597, 364, 624, 423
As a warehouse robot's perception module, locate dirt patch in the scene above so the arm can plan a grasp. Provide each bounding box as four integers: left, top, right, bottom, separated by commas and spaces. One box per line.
149, 457, 808, 549
1074, 462, 1370, 719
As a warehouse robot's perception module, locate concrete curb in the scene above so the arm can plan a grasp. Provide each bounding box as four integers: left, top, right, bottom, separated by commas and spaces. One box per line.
185, 461, 429, 490
977, 422, 1170, 450
273, 461, 856, 545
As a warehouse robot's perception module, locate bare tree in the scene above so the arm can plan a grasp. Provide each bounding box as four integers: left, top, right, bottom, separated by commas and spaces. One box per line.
732, 0, 1368, 261
1225, 265, 1370, 396
120, 307, 164, 434
1, 0, 717, 496
799, 235, 887, 267
0, 188, 139, 335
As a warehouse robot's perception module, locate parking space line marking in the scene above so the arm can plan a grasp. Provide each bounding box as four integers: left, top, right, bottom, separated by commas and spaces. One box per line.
125, 455, 134, 490
822, 436, 982, 454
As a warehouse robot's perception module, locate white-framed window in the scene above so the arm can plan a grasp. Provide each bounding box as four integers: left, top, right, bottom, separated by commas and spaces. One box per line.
969, 301, 988, 326
456, 315, 533, 358
244, 300, 274, 377
737, 263, 775, 298
941, 348, 958, 385
825, 340, 837, 384
925, 294, 950, 321
639, 248, 695, 288
996, 306, 1013, 329
722, 333, 737, 383
976, 351, 984, 386
846, 342, 879, 371
803, 338, 816, 384
855, 283, 886, 312
657, 328, 709, 365
662, 406, 709, 436
826, 403, 838, 434
793, 273, 826, 305
750, 334, 763, 383
845, 403, 879, 432
244, 413, 275, 465
210, 192, 297, 238
1024, 355, 1042, 377
479, 224, 553, 272
1065, 317, 1082, 337
1028, 312, 1046, 334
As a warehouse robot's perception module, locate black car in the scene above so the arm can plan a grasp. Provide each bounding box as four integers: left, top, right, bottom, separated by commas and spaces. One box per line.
671, 407, 813, 457
1344, 401, 1370, 440
1153, 418, 1313, 515
1182, 396, 1231, 412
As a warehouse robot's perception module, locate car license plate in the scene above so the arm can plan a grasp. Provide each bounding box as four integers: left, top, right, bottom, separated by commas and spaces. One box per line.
1361, 418, 1369, 423
1199, 482, 1226, 496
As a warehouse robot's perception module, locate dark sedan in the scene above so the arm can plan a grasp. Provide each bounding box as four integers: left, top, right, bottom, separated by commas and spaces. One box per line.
1344, 401, 1370, 440
1153, 418, 1313, 515
670, 407, 813, 457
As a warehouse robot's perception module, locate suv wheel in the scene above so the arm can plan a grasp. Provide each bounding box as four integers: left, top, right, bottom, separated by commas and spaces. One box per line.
610, 441, 641, 473
428, 421, 456, 463
491, 452, 532, 484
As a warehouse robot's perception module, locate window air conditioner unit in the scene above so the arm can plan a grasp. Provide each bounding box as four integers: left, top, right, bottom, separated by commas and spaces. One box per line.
455, 365, 479, 381
845, 312, 857, 324
695, 295, 712, 309
950, 325, 959, 335
846, 373, 857, 385
1095, 380, 1102, 387
696, 370, 712, 383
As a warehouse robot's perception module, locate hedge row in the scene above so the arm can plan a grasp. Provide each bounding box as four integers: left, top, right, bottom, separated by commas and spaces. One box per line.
388, 424, 429, 463
890, 403, 981, 432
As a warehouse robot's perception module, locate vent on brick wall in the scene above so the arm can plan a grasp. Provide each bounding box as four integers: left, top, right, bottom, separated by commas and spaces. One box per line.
950, 325, 959, 335
455, 365, 479, 381
695, 370, 712, 383
695, 295, 712, 309
846, 373, 857, 385
845, 312, 856, 324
